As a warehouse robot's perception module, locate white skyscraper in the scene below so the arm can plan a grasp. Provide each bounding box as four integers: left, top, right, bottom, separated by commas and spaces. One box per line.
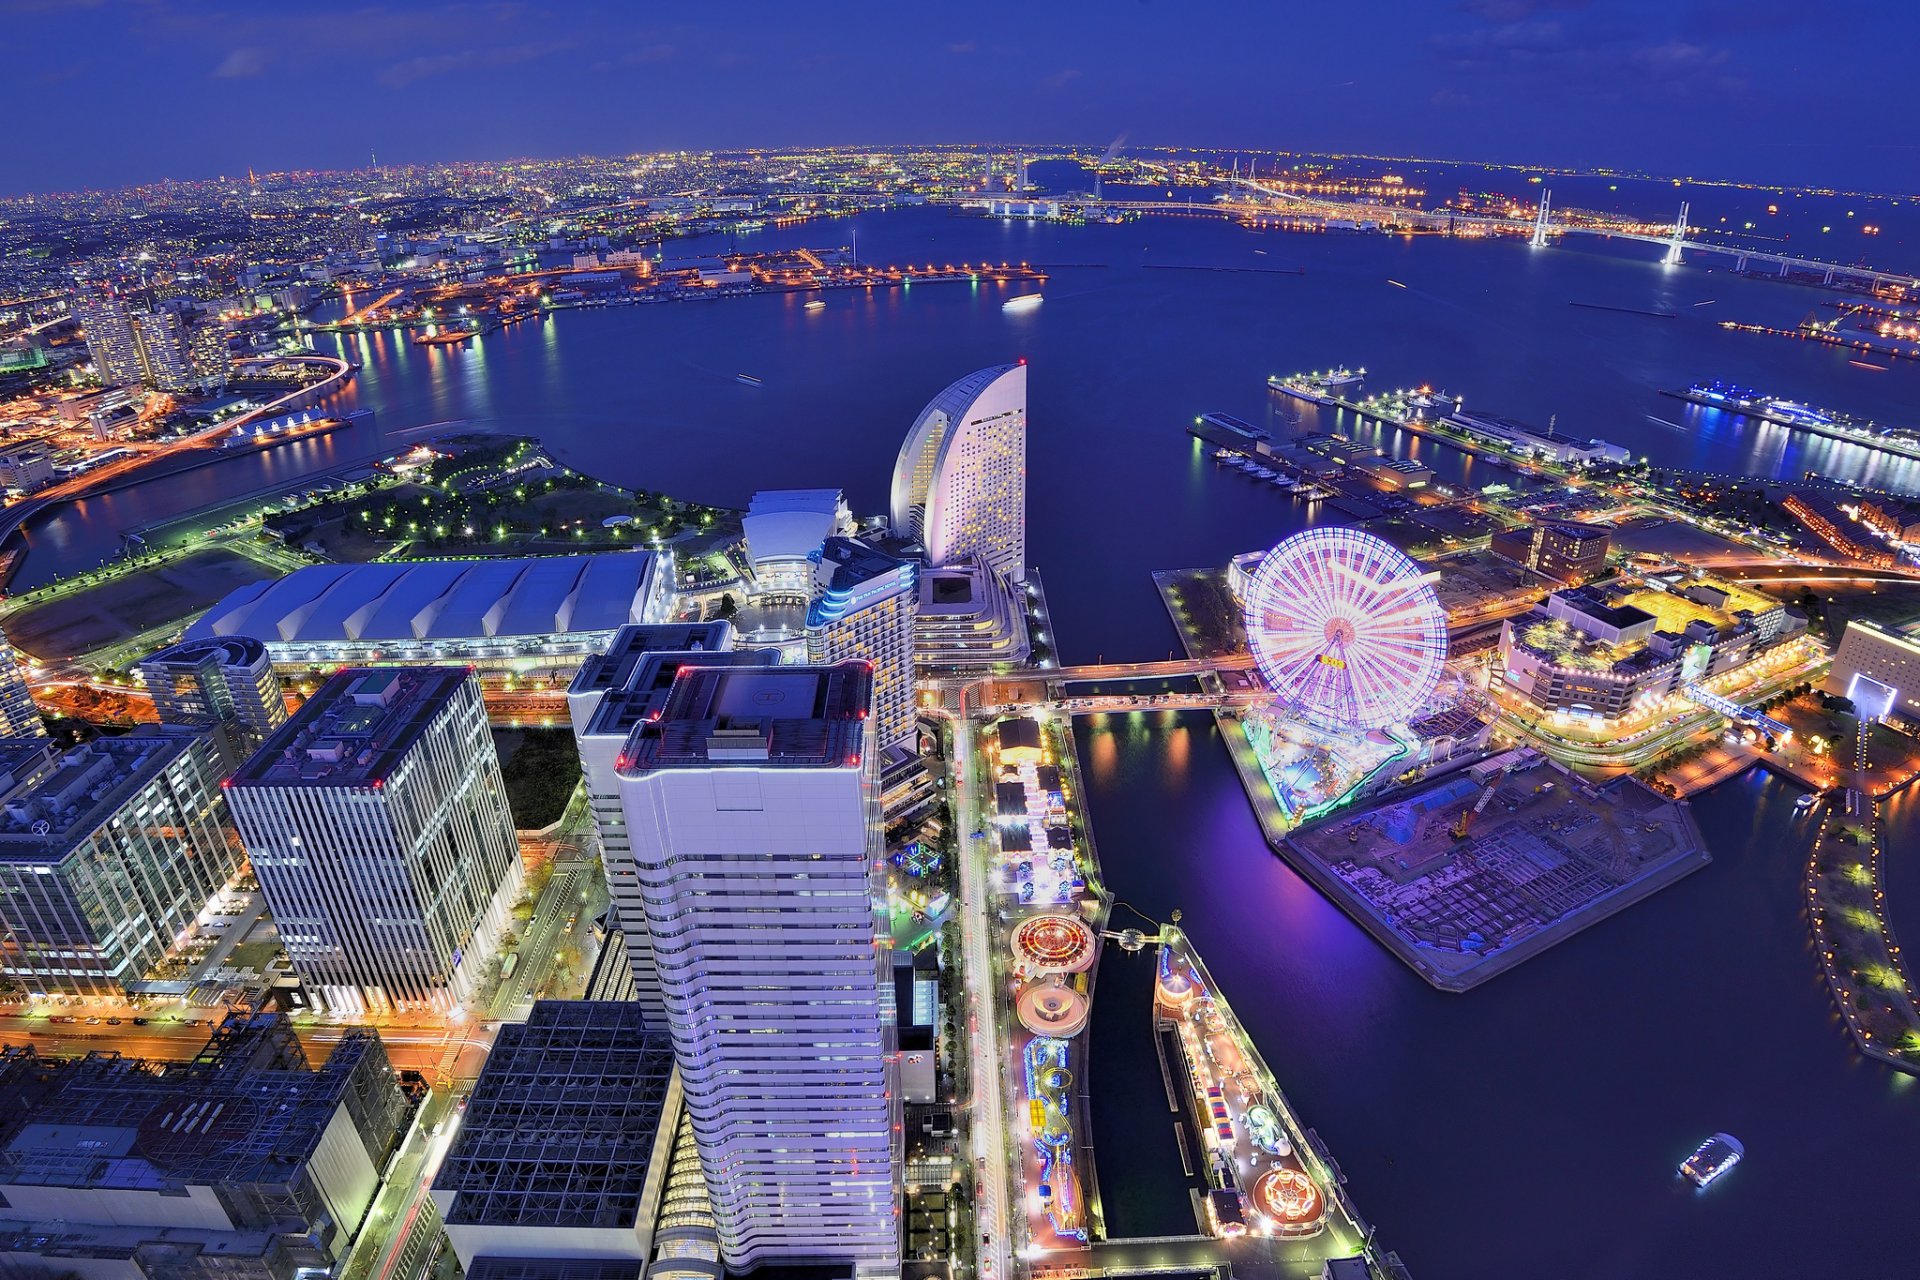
613, 662, 899, 1277
806, 536, 918, 752
565, 620, 754, 1022
227, 667, 524, 1015
890, 362, 1028, 583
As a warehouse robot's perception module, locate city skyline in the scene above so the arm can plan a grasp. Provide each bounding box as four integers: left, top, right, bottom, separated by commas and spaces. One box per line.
4, 10, 1920, 1277
1, 1, 1915, 196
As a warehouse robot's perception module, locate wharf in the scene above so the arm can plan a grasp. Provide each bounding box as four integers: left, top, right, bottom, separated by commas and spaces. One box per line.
1154, 573, 1712, 993
1806, 797, 1920, 1076
1268, 382, 1533, 474
1720, 319, 1920, 364
1659, 387, 1920, 466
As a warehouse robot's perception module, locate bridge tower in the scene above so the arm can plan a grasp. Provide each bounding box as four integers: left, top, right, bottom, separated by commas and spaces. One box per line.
1530, 189, 1552, 248
1663, 201, 1689, 266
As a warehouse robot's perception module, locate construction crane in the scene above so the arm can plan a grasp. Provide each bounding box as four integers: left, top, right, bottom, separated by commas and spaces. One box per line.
1452, 768, 1508, 840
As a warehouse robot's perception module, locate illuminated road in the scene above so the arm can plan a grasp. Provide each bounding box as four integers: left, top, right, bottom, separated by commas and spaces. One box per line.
491, 862, 583, 1018
0, 355, 353, 556
951, 714, 1014, 1280
0, 1011, 496, 1080
341, 1087, 458, 1280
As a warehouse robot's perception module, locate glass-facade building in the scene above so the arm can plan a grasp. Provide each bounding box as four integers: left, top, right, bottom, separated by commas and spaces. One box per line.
0, 729, 240, 997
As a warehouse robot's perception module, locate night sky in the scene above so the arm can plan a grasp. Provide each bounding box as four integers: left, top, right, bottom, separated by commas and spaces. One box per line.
4, 0, 1913, 195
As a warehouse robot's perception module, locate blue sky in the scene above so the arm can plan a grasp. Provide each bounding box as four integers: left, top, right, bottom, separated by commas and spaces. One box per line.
2, 0, 1912, 194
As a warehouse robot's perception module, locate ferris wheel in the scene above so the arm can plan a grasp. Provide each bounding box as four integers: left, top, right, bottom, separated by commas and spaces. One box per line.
1242, 527, 1448, 731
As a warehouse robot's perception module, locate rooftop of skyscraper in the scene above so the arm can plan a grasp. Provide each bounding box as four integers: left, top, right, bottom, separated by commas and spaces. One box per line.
138, 634, 272, 671
228, 666, 471, 789
570, 622, 735, 697
432, 1002, 675, 1230
618, 662, 871, 772
588, 650, 776, 742
0, 1014, 396, 1194
0, 729, 206, 863
806, 536, 916, 628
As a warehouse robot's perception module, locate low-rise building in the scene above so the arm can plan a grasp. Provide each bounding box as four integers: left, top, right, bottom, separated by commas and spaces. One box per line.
431, 1002, 680, 1272
185, 552, 675, 680
0, 441, 56, 494
741, 489, 851, 598
1827, 619, 1920, 720
1496, 577, 1797, 724
1855, 497, 1920, 544
1489, 520, 1611, 584
0, 1014, 409, 1280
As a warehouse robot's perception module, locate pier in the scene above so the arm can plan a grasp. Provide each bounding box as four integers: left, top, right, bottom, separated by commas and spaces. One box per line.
1660, 386, 1920, 467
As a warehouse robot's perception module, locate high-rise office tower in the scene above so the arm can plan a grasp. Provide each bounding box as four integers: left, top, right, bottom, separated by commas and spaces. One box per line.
890, 362, 1028, 584
613, 662, 899, 1277
138, 635, 288, 756
227, 668, 524, 1015
72, 293, 146, 387
0, 624, 44, 738
0, 728, 241, 996
565, 621, 757, 1021
806, 536, 919, 752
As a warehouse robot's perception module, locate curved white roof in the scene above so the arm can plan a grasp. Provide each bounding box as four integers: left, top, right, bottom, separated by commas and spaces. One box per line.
186, 553, 666, 646
742, 489, 849, 567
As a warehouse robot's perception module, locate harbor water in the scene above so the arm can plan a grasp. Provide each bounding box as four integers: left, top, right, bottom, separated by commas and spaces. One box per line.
13, 191, 1920, 1274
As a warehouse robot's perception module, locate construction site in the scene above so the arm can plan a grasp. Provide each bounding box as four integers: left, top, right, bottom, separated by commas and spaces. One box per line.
1286, 750, 1712, 990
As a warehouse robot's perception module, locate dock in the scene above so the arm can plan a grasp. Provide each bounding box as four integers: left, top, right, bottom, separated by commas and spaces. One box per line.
1660, 386, 1920, 466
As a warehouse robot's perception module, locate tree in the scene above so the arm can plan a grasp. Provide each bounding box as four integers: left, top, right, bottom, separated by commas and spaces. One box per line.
716, 593, 738, 619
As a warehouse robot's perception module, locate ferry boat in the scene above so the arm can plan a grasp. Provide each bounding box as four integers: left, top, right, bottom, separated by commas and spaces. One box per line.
1269, 367, 1365, 406
412, 329, 476, 346
1002, 293, 1044, 313
1680, 1133, 1744, 1188
803, 299, 826, 312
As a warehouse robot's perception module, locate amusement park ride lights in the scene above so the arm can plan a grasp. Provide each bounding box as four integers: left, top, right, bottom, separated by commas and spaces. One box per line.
1011, 913, 1098, 974
1241, 527, 1449, 733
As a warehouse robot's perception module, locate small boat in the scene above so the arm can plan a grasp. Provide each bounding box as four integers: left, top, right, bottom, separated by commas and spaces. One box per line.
1680, 1133, 1744, 1188
1387, 279, 1407, 289
412, 329, 476, 346
1795, 793, 1819, 813
1002, 293, 1044, 313
735, 373, 763, 386
804, 299, 826, 312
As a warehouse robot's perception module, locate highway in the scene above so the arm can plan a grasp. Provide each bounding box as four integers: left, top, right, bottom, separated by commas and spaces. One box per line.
0, 355, 353, 559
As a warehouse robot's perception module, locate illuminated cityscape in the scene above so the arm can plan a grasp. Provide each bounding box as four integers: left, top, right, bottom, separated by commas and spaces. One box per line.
3, 5, 1920, 1280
